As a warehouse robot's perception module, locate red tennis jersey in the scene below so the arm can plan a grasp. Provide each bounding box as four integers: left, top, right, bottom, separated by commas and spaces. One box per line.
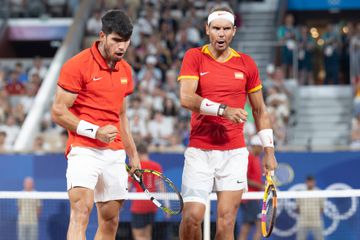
178, 45, 262, 150
57, 41, 134, 156
130, 160, 163, 214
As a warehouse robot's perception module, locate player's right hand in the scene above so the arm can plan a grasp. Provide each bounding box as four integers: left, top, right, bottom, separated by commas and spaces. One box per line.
223, 106, 248, 124
95, 125, 118, 143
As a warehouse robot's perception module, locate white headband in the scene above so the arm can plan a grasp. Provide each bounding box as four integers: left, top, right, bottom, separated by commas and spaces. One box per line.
207, 11, 235, 25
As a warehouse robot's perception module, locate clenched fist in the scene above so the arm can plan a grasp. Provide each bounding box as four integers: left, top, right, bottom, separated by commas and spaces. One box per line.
96, 125, 118, 143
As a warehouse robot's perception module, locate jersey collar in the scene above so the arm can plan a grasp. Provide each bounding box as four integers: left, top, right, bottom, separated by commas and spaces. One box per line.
201, 44, 240, 62
91, 41, 120, 71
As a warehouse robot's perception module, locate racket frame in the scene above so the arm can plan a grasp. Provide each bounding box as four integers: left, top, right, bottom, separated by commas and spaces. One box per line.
126, 164, 183, 215
261, 172, 278, 238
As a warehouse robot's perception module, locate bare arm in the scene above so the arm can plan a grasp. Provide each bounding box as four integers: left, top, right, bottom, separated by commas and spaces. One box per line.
179, 79, 203, 112
119, 101, 140, 171
248, 90, 278, 173
51, 86, 118, 143
51, 86, 79, 131
179, 79, 247, 123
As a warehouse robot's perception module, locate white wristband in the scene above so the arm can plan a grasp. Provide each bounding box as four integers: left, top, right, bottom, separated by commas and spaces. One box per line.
76, 120, 99, 139
258, 129, 274, 148
200, 98, 220, 116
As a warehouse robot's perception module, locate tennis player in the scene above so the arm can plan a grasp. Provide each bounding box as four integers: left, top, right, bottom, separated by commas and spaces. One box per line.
178, 6, 277, 240
51, 10, 140, 239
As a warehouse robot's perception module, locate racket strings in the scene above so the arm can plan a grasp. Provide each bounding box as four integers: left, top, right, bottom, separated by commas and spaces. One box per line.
141, 172, 182, 213
265, 191, 274, 230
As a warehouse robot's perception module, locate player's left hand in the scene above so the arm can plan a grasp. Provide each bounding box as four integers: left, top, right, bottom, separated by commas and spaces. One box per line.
262, 149, 278, 176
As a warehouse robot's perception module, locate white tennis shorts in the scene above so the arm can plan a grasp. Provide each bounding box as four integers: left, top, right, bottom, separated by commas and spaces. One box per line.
182, 147, 249, 205
66, 146, 128, 202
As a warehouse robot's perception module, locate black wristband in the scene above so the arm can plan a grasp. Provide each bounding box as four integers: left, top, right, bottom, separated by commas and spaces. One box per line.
217, 104, 227, 116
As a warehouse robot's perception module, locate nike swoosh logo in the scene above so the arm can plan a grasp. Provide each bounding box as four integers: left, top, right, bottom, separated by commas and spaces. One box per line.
85, 128, 93, 132
205, 103, 213, 106
93, 77, 102, 81
200, 72, 210, 76
237, 180, 243, 184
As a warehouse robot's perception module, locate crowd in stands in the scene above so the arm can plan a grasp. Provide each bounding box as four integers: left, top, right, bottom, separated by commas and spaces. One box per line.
1, 1, 359, 152
7, 0, 78, 18
277, 13, 360, 86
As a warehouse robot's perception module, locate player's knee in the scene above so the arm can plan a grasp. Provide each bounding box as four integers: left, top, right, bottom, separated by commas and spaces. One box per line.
218, 211, 236, 229
71, 204, 92, 224
182, 210, 203, 227
100, 216, 119, 233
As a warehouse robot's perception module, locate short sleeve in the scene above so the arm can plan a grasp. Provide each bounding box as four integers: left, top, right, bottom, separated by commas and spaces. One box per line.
57, 60, 83, 93
244, 55, 262, 93
125, 64, 134, 96
177, 48, 200, 81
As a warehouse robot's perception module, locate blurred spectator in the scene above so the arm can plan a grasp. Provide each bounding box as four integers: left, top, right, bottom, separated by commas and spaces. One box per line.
127, 97, 150, 121
6, 71, 26, 95
0, 89, 11, 123
296, 176, 324, 240
0, 131, 11, 153
266, 86, 290, 129
10, 0, 26, 17
321, 23, 341, 85
0, 114, 20, 146
277, 13, 297, 78
14, 62, 28, 83
17, 177, 42, 240
268, 67, 292, 98
13, 103, 26, 125
297, 25, 315, 85
148, 111, 174, 147
162, 97, 178, 117
129, 114, 149, 143
350, 22, 360, 90
19, 81, 39, 114
137, 55, 162, 93
28, 0, 46, 18
125, 0, 141, 19
351, 113, 360, 149
86, 9, 102, 36
341, 22, 355, 85
28, 56, 48, 81
32, 135, 50, 154
158, 7, 178, 33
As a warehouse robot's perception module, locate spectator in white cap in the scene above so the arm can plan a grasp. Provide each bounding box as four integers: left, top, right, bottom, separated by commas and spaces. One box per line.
137, 55, 162, 93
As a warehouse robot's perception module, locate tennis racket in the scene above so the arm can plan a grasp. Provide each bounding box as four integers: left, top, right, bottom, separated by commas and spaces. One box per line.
273, 163, 294, 186
261, 171, 278, 238
126, 164, 183, 215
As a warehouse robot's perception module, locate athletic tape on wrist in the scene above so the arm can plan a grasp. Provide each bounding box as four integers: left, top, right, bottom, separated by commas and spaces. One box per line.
76, 120, 99, 139
258, 129, 274, 148
200, 98, 220, 116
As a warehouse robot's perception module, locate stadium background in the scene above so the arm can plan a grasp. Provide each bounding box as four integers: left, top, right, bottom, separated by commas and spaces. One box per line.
0, 0, 359, 239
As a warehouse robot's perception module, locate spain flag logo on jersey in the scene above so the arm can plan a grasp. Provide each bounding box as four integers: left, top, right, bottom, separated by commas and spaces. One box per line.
234, 72, 244, 79
121, 77, 128, 84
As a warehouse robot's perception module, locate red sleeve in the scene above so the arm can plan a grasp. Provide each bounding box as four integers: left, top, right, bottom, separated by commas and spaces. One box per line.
124, 62, 134, 96
57, 60, 83, 93
243, 54, 262, 93
177, 48, 200, 81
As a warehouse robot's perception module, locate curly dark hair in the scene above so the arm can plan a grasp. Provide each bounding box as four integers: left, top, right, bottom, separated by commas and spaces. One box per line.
101, 10, 133, 40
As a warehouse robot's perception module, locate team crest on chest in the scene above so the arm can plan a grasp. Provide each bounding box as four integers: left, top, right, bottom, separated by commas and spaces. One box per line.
234, 72, 244, 79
